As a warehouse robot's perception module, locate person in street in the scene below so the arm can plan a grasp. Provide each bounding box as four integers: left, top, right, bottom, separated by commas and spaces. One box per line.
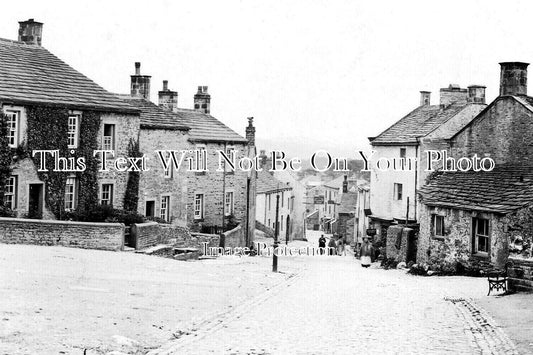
360, 236, 374, 267
337, 234, 345, 256
318, 234, 326, 255
328, 235, 337, 256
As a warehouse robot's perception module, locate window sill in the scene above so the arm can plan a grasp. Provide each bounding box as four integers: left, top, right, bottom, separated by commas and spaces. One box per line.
472, 252, 490, 259
195, 172, 206, 176
431, 236, 445, 241
194, 218, 204, 222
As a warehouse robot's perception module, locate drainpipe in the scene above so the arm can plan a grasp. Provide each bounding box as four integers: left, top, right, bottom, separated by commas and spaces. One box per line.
414, 139, 419, 222
222, 142, 227, 233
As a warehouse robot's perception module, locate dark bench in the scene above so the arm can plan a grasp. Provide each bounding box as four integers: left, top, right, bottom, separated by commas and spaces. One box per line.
487, 269, 508, 296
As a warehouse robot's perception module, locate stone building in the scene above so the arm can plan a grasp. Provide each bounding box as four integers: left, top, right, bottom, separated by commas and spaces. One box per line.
255, 169, 293, 241
368, 83, 487, 247
120, 65, 257, 243
336, 176, 357, 244
271, 169, 306, 240
417, 62, 533, 288
1, 19, 140, 219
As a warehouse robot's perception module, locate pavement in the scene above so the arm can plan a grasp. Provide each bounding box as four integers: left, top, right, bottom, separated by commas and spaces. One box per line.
0, 231, 528, 354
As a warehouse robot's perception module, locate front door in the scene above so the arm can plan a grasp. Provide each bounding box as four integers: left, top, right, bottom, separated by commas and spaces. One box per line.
285, 215, 291, 243
28, 183, 43, 219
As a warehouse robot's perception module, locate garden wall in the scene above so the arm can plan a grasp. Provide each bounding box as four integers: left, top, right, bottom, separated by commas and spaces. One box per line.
131, 222, 219, 253
0, 217, 124, 251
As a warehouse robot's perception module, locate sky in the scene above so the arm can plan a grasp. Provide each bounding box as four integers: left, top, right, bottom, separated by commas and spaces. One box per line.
2, 1, 533, 159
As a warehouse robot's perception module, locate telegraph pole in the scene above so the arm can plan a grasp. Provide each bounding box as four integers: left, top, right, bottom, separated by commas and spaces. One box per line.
273, 194, 280, 272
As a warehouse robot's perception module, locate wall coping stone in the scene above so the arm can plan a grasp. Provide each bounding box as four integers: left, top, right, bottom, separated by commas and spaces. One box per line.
0, 217, 125, 228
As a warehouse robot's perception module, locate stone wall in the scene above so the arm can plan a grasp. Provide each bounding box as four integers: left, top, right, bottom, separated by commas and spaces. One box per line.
417, 205, 507, 272
137, 128, 189, 225
96, 112, 141, 210
450, 98, 533, 165
186, 142, 255, 236
131, 221, 219, 253
508, 258, 533, 292
386, 225, 409, 262
255, 220, 274, 237
222, 224, 245, 248
0, 217, 124, 251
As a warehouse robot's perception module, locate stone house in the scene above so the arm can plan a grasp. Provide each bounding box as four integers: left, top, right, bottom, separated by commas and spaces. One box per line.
336, 177, 357, 244
323, 175, 343, 229
1, 19, 140, 219
418, 166, 533, 275
368, 84, 487, 246
417, 62, 533, 288
120, 64, 257, 243
255, 169, 293, 241
354, 180, 370, 247
272, 169, 306, 240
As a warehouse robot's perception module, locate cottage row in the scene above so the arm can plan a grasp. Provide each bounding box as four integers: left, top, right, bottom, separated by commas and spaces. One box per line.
367, 61, 533, 287
0, 19, 256, 244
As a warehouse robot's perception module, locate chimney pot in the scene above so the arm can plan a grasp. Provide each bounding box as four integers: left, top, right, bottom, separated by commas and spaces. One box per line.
135, 62, 141, 75
499, 62, 529, 96
163, 80, 168, 91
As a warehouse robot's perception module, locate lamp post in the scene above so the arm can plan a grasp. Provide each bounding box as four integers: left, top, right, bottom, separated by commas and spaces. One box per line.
273, 193, 280, 272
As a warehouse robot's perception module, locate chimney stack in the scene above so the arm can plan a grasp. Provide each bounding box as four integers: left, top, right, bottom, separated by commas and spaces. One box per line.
420, 91, 431, 106
342, 175, 348, 193
158, 80, 178, 112
194, 86, 210, 114
18, 19, 43, 46
440, 84, 468, 106
130, 62, 151, 100
499, 62, 529, 96
467, 85, 486, 104
246, 117, 255, 146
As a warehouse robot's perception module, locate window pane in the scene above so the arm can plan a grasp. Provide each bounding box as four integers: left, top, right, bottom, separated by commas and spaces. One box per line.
6, 111, 18, 147
67, 115, 78, 148
103, 124, 115, 150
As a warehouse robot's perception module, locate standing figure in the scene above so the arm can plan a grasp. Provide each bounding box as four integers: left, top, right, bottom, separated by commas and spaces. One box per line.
328, 236, 337, 256
337, 235, 345, 256
360, 236, 374, 268
318, 234, 326, 255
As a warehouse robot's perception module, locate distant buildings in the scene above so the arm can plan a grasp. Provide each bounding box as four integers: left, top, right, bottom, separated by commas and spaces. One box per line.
255, 169, 293, 241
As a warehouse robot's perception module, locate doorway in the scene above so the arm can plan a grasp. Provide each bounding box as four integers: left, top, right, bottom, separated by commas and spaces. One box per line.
145, 200, 155, 218
28, 183, 43, 219
285, 215, 291, 243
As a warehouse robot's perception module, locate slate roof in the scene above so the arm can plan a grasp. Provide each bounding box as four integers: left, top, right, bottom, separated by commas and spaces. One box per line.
257, 170, 292, 194
324, 175, 345, 189
338, 191, 358, 214
418, 165, 533, 214
119, 95, 247, 143
0, 38, 136, 113
370, 104, 467, 145
175, 108, 248, 143
119, 96, 189, 131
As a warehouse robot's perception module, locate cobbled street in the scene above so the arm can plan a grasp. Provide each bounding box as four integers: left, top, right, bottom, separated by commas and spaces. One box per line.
0, 235, 520, 355
153, 234, 518, 355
